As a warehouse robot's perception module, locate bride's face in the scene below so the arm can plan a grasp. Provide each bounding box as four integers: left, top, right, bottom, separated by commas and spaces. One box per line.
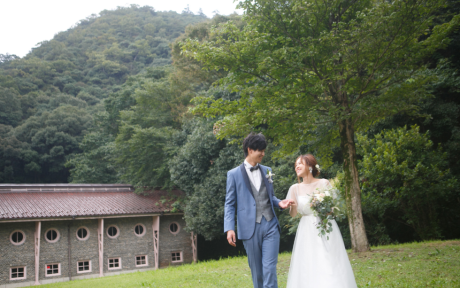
295, 158, 309, 178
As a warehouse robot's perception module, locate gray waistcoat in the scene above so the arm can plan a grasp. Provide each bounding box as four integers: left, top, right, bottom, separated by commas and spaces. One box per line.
249, 177, 275, 223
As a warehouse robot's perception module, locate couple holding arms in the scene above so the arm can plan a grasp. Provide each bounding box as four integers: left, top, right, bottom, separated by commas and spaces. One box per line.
224, 133, 357, 288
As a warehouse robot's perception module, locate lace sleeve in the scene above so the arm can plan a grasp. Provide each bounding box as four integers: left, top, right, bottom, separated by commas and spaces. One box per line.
323, 179, 337, 199
286, 184, 298, 217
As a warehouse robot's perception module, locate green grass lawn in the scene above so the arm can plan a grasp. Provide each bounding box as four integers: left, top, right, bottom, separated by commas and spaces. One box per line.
35, 240, 460, 288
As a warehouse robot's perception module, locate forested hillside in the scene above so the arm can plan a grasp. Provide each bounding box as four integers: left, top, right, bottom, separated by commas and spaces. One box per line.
1, 1, 459, 258
0, 5, 206, 183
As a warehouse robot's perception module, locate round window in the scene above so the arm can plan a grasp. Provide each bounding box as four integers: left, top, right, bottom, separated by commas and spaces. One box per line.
134, 224, 145, 237
169, 222, 180, 235
76, 227, 90, 241
10, 230, 26, 245
45, 228, 60, 243
107, 225, 119, 239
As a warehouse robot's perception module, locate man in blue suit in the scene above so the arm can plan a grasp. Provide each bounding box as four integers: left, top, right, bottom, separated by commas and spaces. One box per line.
224, 133, 293, 288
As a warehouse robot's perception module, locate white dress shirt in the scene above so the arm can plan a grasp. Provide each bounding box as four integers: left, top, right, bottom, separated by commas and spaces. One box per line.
244, 160, 262, 191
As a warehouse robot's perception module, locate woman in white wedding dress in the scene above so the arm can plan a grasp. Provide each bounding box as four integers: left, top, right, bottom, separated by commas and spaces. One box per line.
285, 154, 357, 288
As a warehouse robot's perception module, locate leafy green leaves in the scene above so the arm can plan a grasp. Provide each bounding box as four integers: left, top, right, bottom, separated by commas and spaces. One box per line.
183, 0, 459, 159
357, 125, 458, 240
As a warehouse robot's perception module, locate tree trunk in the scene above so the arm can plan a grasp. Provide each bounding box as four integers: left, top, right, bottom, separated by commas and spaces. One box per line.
339, 118, 370, 252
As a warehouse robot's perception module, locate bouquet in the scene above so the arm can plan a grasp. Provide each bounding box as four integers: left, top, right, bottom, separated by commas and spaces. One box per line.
309, 182, 346, 239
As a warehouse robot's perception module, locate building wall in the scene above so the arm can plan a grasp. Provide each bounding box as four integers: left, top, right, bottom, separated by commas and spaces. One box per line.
0, 214, 193, 287
40, 220, 99, 281
0, 222, 35, 285
103, 217, 154, 272
159, 215, 193, 268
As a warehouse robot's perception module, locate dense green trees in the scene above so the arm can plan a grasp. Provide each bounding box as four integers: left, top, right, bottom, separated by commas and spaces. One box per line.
67, 13, 243, 187
0, 88, 22, 126
65, 132, 118, 183
0, 6, 207, 183
358, 126, 458, 243
182, 0, 459, 251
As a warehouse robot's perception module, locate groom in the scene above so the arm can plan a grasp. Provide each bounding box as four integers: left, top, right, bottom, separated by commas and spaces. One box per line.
224, 133, 293, 288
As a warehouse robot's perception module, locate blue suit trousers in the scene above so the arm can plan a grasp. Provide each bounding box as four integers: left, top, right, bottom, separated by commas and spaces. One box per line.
242, 216, 280, 288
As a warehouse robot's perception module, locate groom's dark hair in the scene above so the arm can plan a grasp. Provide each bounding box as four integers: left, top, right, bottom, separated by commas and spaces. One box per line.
243, 133, 267, 157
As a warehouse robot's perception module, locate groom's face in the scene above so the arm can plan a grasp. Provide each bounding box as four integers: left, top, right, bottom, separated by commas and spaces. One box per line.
248, 148, 265, 164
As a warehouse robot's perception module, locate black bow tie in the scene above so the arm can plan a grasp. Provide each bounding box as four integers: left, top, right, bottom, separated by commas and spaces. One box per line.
250, 165, 259, 172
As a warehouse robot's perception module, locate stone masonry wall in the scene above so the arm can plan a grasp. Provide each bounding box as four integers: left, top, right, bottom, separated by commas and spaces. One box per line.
40, 220, 99, 281
0, 222, 35, 285
0, 214, 192, 286
158, 215, 193, 268
103, 217, 154, 272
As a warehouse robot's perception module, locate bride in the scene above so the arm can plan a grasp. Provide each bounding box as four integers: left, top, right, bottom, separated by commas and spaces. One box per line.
285, 154, 357, 288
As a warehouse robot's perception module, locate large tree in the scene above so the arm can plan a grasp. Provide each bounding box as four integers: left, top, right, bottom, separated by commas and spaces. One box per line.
183, 0, 460, 251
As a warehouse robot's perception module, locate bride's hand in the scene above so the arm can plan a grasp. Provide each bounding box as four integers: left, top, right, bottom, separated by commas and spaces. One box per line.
279, 199, 295, 209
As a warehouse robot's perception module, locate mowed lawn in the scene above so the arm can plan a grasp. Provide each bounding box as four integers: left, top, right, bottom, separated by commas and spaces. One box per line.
35, 240, 460, 288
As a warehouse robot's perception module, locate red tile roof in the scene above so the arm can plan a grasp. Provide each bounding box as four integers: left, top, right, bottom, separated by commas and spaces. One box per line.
0, 184, 184, 220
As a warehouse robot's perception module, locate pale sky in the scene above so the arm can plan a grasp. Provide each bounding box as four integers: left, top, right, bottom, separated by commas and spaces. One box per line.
0, 0, 242, 57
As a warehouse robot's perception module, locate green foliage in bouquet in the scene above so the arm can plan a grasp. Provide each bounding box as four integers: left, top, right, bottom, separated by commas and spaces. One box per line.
310, 180, 346, 239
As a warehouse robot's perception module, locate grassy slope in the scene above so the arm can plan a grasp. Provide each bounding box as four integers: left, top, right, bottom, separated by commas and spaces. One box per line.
35, 240, 460, 288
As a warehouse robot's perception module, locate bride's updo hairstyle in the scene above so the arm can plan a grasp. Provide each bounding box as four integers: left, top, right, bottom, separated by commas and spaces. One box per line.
295, 154, 320, 182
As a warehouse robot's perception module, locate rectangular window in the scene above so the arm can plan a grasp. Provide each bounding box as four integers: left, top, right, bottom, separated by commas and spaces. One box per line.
135, 255, 148, 267
108, 257, 121, 270
77, 260, 91, 273
10, 266, 26, 280
45, 263, 60, 276
171, 251, 183, 263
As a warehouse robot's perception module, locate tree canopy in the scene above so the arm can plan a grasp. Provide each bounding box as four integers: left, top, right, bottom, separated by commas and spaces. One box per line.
182, 0, 460, 251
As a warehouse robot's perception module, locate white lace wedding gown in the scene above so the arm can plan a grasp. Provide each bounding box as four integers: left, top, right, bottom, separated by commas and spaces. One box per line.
286, 179, 357, 288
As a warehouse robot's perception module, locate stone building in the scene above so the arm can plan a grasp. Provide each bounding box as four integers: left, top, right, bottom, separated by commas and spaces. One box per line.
0, 184, 197, 287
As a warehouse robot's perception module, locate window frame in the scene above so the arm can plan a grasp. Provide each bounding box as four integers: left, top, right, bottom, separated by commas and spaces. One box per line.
10, 230, 26, 246
10, 266, 26, 280
76, 260, 91, 274
171, 251, 183, 263
44, 228, 60, 243
76, 226, 90, 241
169, 222, 180, 235
45, 263, 61, 277
108, 257, 122, 270
134, 223, 146, 237
135, 255, 148, 267
106, 225, 120, 239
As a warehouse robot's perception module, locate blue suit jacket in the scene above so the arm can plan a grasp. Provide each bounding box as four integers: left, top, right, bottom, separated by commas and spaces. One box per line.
224, 163, 283, 240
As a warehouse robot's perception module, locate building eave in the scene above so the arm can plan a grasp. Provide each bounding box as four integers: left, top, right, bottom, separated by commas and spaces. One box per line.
0, 212, 183, 223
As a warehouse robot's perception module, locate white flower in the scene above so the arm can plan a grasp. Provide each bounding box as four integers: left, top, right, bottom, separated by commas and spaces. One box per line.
332, 188, 340, 199
325, 190, 331, 197
315, 164, 321, 172
266, 170, 275, 183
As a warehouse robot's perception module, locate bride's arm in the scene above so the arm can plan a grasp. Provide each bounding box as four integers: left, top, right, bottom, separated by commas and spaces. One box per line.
289, 199, 297, 217
287, 185, 297, 217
